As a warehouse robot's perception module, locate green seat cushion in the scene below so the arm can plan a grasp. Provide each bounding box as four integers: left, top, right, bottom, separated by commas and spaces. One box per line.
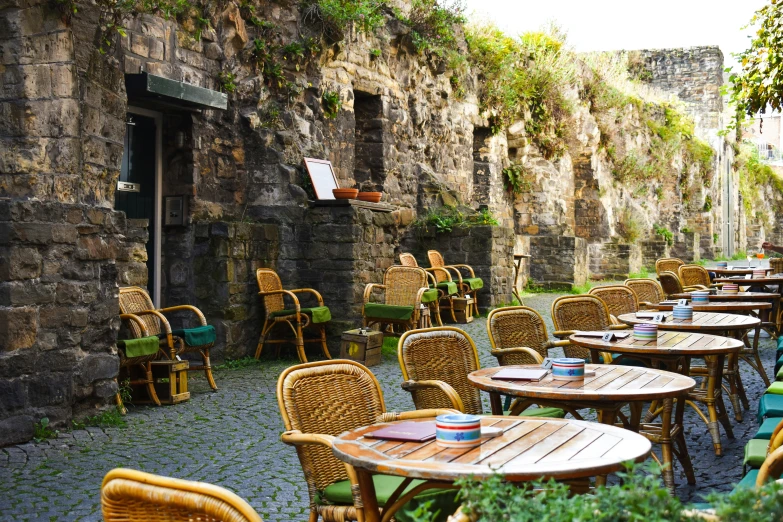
735, 469, 760, 489
118, 336, 160, 358
320, 475, 459, 522
778, 364, 783, 382
364, 303, 414, 321
744, 439, 769, 468
776, 354, 783, 374
768, 382, 783, 395
270, 306, 331, 324
170, 325, 216, 347
462, 277, 483, 291
520, 407, 566, 418
421, 288, 440, 304
778, 336, 783, 351
754, 417, 783, 440
431, 281, 458, 296
758, 394, 783, 423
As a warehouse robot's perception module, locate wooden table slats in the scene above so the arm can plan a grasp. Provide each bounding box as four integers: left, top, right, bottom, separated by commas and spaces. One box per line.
653, 301, 771, 312
616, 311, 759, 332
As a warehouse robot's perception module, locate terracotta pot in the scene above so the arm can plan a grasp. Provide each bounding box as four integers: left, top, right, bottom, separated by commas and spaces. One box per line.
357, 191, 382, 203
332, 188, 359, 199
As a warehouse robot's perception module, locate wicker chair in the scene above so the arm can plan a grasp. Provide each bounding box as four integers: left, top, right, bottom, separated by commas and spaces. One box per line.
678, 264, 717, 289
655, 257, 684, 277
551, 295, 626, 360
119, 286, 217, 391
486, 306, 568, 366
277, 360, 458, 522
427, 250, 483, 316
101, 468, 263, 522
588, 285, 639, 321
399, 253, 459, 325
397, 327, 565, 418
657, 271, 706, 298
255, 268, 331, 363
116, 313, 162, 413
624, 278, 665, 309
363, 265, 428, 334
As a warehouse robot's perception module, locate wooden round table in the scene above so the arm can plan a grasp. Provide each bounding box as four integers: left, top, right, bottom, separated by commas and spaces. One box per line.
569, 331, 743, 456
468, 364, 695, 492
332, 416, 652, 522
650, 301, 771, 313
711, 267, 771, 276
667, 291, 781, 337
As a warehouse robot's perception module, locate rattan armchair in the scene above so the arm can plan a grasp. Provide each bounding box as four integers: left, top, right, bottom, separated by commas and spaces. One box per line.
486, 306, 568, 366
655, 257, 684, 277
101, 468, 263, 522
551, 294, 627, 361
658, 271, 705, 297
624, 278, 665, 309
399, 252, 459, 324
397, 327, 565, 418
116, 313, 162, 413
588, 285, 639, 322
255, 268, 331, 363
427, 250, 483, 316
119, 286, 217, 391
277, 360, 458, 522
678, 264, 717, 289
363, 265, 428, 333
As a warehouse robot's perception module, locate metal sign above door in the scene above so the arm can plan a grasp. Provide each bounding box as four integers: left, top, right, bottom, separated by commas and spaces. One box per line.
117, 181, 141, 192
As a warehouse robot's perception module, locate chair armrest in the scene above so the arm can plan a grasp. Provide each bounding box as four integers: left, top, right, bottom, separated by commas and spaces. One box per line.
280, 430, 335, 448
439, 266, 464, 284
609, 314, 620, 324
609, 324, 630, 330
684, 285, 707, 291
258, 289, 302, 310
376, 409, 461, 423
446, 264, 476, 278
545, 339, 571, 349
415, 287, 428, 306
425, 267, 453, 282
491, 347, 544, 364
120, 314, 150, 337
128, 310, 173, 335
289, 288, 325, 306
424, 271, 438, 287
157, 305, 207, 326
363, 283, 386, 304
401, 380, 465, 412
552, 330, 576, 339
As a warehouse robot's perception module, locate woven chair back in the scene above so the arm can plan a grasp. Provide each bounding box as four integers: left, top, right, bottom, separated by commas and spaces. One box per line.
384, 266, 427, 307
102, 468, 263, 522
678, 264, 710, 287
487, 306, 549, 364
277, 360, 385, 492
771, 258, 783, 274
399, 253, 418, 267
758, 446, 783, 486
256, 269, 285, 315
551, 295, 612, 359
655, 257, 684, 276
624, 278, 665, 307
118, 287, 160, 338
658, 271, 685, 297
426, 250, 449, 283
399, 328, 483, 415
589, 285, 639, 317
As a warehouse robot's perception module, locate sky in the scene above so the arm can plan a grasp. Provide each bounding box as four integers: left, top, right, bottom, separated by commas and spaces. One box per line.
463, 0, 767, 71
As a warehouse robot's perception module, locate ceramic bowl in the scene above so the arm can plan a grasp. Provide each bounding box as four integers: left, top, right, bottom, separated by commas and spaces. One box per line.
672, 305, 693, 320
717, 261, 728, 268
691, 291, 710, 304
357, 191, 382, 203
753, 269, 766, 279
722, 283, 739, 294
551, 358, 585, 381
332, 188, 359, 199
435, 414, 481, 448
634, 323, 659, 341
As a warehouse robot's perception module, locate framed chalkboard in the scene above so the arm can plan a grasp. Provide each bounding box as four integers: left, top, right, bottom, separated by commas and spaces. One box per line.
303, 158, 339, 200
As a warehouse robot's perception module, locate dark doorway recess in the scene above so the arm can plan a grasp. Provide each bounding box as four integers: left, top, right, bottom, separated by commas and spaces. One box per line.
354, 91, 385, 189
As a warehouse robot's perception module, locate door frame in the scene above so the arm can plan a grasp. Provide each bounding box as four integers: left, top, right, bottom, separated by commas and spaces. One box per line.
127, 106, 163, 307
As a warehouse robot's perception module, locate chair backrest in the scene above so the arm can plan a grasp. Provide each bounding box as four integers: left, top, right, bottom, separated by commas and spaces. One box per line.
256, 268, 285, 315
399, 253, 418, 267
118, 286, 160, 337
383, 266, 428, 307
398, 327, 483, 415
655, 257, 684, 276
277, 360, 386, 493
624, 278, 665, 307
551, 295, 613, 359
678, 264, 710, 287
658, 271, 685, 297
589, 285, 639, 317
487, 306, 550, 364
102, 468, 263, 522
426, 250, 449, 283
758, 446, 783, 486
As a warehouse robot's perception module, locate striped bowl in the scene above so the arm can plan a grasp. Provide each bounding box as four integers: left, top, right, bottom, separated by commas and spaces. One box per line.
722, 283, 739, 294
551, 358, 585, 381
691, 291, 710, 304
435, 414, 481, 448
753, 269, 767, 279
672, 305, 693, 320
717, 261, 728, 268
634, 323, 658, 341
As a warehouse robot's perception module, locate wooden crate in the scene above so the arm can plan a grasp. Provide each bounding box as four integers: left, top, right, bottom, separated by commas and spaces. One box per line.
340, 329, 384, 367
130, 360, 190, 405
453, 297, 474, 324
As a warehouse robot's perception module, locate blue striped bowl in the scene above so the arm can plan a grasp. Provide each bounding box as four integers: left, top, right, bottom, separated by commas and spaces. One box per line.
551, 358, 585, 381
435, 414, 481, 448
691, 291, 710, 304
672, 305, 693, 320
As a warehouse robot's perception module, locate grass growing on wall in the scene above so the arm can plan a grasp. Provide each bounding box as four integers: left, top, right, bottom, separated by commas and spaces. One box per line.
737, 143, 783, 227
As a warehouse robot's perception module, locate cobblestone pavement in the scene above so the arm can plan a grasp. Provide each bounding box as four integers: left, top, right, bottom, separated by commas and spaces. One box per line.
0, 291, 777, 521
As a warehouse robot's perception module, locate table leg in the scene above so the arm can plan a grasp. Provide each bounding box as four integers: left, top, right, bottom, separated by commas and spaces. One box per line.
672, 394, 695, 485
356, 469, 381, 522
489, 391, 504, 415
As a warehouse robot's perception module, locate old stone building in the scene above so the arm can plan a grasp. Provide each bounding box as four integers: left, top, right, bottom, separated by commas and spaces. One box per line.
0, 0, 779, 444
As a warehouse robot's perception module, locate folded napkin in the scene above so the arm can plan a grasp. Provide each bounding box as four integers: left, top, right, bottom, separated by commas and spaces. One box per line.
118, 336, 160, 358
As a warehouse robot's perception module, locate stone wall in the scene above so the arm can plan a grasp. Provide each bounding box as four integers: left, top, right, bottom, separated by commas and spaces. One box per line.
640, 239, 670, 270
588, 242, 642, 281
528, 236, 588, 290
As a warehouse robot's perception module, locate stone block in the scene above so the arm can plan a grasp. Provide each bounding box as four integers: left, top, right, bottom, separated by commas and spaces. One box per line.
2, 246, 42, 280
0, 307, 38, 351
78, 354, 119, 385
0, 281, 56, 306
27, 372, 70, 407
0, 378, 25, 414
0, 415, 34, 447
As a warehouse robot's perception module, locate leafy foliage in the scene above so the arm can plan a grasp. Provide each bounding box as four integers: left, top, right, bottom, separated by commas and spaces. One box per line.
301, 0, 385, 43
616, 207, 642, 244
321, 89, 343, 119
33, 417, 58, 443
737, 143, 783, 223
653, 224, 674, 246
415, 206, 498, 234
395, 0, 465, 57
218, 71, 237, 93
502, 164, 532, 194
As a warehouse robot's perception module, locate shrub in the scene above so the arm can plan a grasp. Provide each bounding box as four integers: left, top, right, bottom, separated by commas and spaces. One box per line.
502, 164, 532, 194
395, 0, 466, 56
653, 224, 673, 246
301, 0, 385, 43
414, 206, 498, 234
321, 89, 342, 119
616, 208, 642, 244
